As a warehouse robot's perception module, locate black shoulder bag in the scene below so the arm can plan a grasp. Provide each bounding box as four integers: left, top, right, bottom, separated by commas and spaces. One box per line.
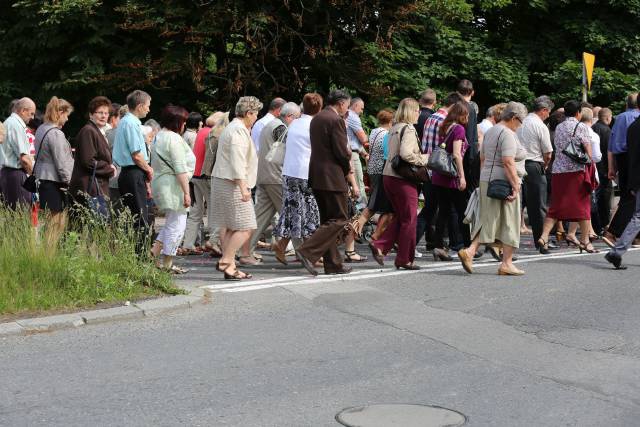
23, 127, 56, 193
562, 122, 590, 165
390, 125, 429, 184
486, 129, 513, 200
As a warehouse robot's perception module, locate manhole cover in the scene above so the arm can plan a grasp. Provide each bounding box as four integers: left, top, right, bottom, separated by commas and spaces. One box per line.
336, 404, 466, 427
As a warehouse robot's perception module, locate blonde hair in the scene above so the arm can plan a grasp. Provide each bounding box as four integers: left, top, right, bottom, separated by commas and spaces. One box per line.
393, 98, 420, 124
44, 96, 73, 125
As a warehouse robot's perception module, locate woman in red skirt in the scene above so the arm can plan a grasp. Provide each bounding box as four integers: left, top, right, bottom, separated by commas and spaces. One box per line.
537, 100, 598, 254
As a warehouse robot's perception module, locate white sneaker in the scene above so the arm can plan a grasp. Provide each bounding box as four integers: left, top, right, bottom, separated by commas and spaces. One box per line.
414, 249, 423, 258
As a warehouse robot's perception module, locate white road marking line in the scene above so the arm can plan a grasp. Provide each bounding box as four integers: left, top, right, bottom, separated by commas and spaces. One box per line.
204, 248, 637, 294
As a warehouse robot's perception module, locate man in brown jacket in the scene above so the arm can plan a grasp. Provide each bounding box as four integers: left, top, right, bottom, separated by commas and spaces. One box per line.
296, 90, 355, 275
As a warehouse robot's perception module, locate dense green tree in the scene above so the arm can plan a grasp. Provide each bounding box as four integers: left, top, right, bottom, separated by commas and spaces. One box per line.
0, 0, 638, 133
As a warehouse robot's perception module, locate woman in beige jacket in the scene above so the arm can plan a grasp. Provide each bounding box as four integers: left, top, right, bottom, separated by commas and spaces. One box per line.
369, 98, 428, 270
209, 96, 262, 280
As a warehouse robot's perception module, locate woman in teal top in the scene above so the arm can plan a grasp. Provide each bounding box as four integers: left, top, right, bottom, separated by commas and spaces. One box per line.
149, 105, 196, 273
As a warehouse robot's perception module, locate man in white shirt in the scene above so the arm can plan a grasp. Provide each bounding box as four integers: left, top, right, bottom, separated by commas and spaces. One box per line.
251, 97, 285, 152
1, 97, 36, 208
517, 95, 554, 247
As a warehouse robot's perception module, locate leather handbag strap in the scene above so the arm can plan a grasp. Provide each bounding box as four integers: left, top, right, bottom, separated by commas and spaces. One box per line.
488, 128, 506, 182
32, 127, 57, 172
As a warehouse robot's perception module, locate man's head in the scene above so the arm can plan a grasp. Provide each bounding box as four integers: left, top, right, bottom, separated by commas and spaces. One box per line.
626, 93, 639, 110
327, 90, 351, 116
14, 97, 36, 123
533, 95, 554, 120
580, 107, 594, 124
564, 100, 582, 119
592, 106, 601, 120
457, 79, 474, 100
269, 97, 287, 117
598, 108, 613, 126
419, 89, 436, 108
126, 90, 151, 119
349, 97, 364, 115
279, 102, 302, 126
443, 92, 464, 110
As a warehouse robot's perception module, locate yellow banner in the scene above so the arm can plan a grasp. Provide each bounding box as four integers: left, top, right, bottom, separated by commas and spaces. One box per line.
583, 52, 596, 90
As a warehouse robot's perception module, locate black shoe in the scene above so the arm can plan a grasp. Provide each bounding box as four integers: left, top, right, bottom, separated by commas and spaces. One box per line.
325, 266, 353, 275
295, 250, 319, 276
604, 252, 627, 270
548, 241, 559, 250
487, 245, 502, 262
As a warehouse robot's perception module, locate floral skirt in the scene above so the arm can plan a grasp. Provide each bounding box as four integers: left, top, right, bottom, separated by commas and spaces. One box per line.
274, 175, 320, 239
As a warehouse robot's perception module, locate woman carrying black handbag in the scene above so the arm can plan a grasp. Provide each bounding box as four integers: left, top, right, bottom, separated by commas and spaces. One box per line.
33, 96, 75, 246
457, 101, 528, 276
368, 97, 428, 270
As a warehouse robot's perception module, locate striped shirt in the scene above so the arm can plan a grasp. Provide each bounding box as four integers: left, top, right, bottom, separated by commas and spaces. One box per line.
421, 108, 448, 154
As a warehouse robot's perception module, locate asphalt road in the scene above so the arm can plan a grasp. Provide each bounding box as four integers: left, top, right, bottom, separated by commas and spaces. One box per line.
2, 241, 640, 426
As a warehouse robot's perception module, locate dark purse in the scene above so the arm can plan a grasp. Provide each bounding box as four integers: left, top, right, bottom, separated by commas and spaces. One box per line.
486, 129, 513, 200
426, 127, 458, 177
562, 122, 590, 165
23, 127, 56, 193
87, 162, 110, 220
390, 125, 429, 185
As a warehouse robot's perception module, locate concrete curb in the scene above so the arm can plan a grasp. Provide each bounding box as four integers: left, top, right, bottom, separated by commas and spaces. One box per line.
0, 292, 207, 338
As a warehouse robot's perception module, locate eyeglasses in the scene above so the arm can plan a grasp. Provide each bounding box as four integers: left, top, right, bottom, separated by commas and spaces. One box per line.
515, 117, 523, 124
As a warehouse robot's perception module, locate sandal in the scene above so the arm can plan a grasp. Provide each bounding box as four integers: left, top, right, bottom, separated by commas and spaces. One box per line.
180, 247, 204, 256
223, 267, 253, 281
238, 255, 262, 266
396, 263, 420, 270
369, 242, 385, 266
344, 250, 368, 263
537, 238, 550, 255
565, 235, 580, 247
169, 265, 189, 274
216, 261, 231, 272
579, 242, 600, 254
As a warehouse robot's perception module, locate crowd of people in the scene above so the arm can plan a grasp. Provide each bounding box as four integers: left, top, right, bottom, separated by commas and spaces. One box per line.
1, 81, 639, 279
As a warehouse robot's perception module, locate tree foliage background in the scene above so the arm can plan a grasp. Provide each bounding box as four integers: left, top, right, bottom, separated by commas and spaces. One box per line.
1, 0, 639, 131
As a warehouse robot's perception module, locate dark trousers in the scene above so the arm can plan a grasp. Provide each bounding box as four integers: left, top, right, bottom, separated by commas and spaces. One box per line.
297, 189, 348, 272
0, 167, 31, 209
415, 180, 438, 247
118, 166, 150, 252
594, 177, 613, 234
433, 185, 470, 250
524, 160, 548, 244
608, 153, 637, 237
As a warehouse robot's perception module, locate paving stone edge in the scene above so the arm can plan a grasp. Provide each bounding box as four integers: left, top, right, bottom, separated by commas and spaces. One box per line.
0, 292, 207, 337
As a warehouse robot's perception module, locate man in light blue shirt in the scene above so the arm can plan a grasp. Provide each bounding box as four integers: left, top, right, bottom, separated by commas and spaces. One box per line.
604, 93, 640, 244
345, 98, 368, 209
1, 97, 36, 208
113, 90, 153, 252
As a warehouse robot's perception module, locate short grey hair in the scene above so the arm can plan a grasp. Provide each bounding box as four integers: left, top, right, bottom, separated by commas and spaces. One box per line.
269, 97, 286, 111
144, 119, 161, 132
485, 106, 495, 119
15, 97, 35, 112
235, 96, 263, 118
126, 90, 151, 111
279, 102, 301, 120
580, 107, 593, 123
500, 101, 528, 122
533, 95, 554, 112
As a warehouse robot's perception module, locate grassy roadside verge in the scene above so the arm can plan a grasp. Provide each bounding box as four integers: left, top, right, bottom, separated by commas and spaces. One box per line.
0, 206, 182, 318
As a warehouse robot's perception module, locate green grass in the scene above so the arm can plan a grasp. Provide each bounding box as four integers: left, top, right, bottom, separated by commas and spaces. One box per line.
0, 205, 182, 317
